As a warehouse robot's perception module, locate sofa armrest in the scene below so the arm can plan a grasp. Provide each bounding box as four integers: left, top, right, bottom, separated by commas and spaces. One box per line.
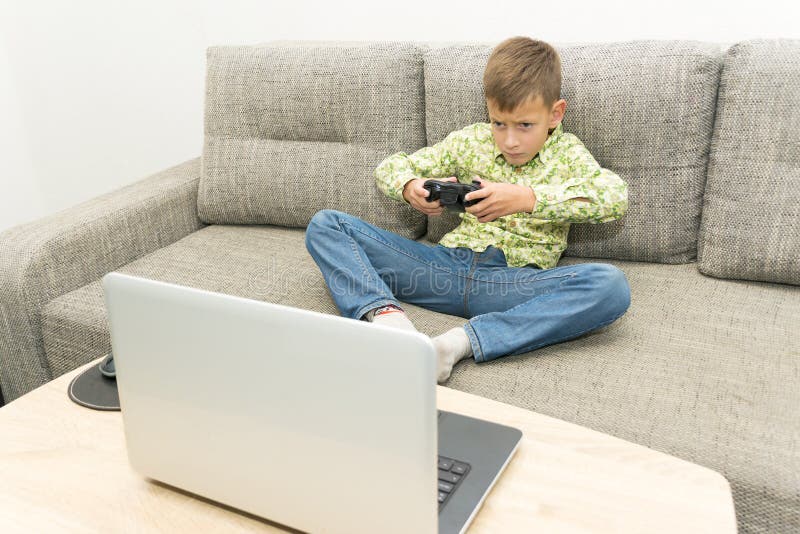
0, 157, 205, 402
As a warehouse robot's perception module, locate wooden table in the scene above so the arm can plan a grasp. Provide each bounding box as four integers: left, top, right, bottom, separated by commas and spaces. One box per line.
0, 358, 737, 533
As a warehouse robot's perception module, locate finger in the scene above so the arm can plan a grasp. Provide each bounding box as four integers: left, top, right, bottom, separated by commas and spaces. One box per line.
470, 199, 492, 216
477, 208, 496, 221
466, 203, 483, 216
465, 189, 490, 202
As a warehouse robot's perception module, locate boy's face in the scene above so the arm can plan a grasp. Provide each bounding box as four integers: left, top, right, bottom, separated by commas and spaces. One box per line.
487, 96, 567, 166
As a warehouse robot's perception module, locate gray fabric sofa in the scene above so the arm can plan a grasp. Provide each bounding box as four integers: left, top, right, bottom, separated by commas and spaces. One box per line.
1, 39, 798, 532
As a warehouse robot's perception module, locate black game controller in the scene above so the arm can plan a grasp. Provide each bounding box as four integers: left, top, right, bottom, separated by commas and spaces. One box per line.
423, 179, 482, 212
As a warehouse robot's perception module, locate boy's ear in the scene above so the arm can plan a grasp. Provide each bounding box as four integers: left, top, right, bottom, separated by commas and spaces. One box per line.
549, 99, 567, 128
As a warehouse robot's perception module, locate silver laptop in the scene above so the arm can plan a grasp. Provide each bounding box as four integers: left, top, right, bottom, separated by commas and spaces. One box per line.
103, 272, 522, 534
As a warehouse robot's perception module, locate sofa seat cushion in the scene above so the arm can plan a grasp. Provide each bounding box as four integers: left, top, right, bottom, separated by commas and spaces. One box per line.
43, 225, 799, 532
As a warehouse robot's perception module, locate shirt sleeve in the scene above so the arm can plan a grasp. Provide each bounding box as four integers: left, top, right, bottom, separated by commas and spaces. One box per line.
529, 140, 628, 224
374, 130, 462, 203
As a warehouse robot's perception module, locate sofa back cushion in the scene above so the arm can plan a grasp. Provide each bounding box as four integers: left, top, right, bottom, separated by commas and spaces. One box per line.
698, 39, 800, 285
199, 42, 428, 239
424, 41, 723, 263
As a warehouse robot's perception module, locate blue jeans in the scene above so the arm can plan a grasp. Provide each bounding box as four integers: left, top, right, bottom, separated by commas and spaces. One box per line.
304, 209, 631, 363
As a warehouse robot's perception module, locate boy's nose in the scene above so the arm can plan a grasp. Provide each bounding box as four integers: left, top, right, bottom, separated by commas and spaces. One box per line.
504, 134, 519, 149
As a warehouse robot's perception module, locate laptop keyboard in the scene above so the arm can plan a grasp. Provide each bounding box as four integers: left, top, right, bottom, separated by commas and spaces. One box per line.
438, 455, 471, 509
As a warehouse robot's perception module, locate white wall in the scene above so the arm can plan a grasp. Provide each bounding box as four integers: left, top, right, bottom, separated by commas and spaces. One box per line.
1, 0, 798, 232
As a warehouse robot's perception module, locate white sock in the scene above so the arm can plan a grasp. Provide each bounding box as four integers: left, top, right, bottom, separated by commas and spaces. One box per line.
365, 304, 418, 333
432, 327, 473, 383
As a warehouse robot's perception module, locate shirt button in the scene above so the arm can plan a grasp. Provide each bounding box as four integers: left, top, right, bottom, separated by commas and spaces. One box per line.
509, 221, 517, 227
514, 167, 523, 173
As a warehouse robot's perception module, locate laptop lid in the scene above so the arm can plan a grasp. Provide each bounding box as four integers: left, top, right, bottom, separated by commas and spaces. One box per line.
103, 272, 438, 534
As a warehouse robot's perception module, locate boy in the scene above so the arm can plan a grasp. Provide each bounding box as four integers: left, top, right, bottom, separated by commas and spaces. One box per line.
305, 36, 630, 383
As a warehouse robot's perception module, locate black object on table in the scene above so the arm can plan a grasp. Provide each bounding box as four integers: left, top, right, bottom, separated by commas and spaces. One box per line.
67, 353, 120, 411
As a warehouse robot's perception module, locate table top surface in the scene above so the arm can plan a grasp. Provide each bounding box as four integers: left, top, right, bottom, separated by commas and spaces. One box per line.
0, 358, 737, 533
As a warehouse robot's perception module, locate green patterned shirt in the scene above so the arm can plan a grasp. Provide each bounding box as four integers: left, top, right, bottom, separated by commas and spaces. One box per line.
374, 122, 628, 269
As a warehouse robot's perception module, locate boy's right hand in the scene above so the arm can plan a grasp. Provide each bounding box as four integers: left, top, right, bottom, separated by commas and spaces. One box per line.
402, 176, 458, 216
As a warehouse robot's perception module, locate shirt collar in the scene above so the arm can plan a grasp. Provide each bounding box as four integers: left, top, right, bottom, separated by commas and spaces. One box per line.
493, 122, 564, 167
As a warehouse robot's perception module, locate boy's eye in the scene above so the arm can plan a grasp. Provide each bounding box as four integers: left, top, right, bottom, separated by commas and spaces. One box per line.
492, 121, 533, 128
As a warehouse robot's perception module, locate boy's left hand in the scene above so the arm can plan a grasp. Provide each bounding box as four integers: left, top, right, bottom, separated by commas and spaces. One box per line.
464, 178, 536, 223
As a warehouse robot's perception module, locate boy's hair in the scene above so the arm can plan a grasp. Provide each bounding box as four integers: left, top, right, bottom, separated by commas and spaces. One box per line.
483, 36, 562, 113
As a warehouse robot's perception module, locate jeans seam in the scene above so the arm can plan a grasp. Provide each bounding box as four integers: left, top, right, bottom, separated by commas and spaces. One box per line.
463, 255, 479, 317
